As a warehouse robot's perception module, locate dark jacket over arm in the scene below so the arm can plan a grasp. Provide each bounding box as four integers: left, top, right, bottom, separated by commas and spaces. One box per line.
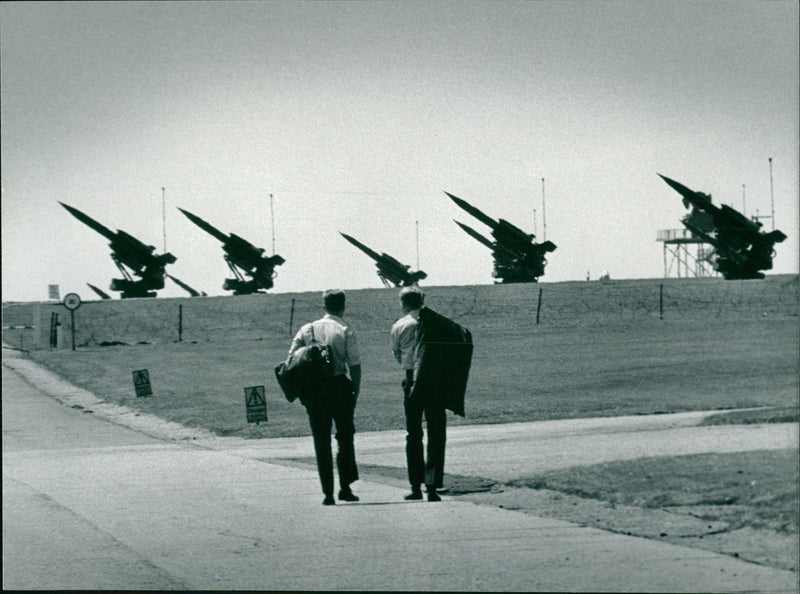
411, 306, 473, 417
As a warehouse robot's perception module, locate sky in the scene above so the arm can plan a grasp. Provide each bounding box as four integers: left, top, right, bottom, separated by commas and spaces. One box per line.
2, 0, 798, 302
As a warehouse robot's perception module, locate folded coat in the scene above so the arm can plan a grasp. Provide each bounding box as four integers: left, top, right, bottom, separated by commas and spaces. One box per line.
410, 306, 473, 417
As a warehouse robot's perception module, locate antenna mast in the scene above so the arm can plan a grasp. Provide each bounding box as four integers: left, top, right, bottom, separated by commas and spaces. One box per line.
742, 184, 746, 217
415, 219, 420, 269
161, 187, 166, 252
270, 193, 276, 255
769, 157, 775, 230
541, 177, 547, 242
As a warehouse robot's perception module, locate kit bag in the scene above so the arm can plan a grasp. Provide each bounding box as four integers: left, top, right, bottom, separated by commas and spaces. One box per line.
274, 324, 334, 402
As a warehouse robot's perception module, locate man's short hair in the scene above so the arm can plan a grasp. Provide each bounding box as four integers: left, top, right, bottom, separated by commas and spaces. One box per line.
399, 286, 424, 310
323, 289, 346, 313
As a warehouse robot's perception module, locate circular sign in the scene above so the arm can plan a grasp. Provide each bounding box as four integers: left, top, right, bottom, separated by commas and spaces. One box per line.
63, 293, 82, 310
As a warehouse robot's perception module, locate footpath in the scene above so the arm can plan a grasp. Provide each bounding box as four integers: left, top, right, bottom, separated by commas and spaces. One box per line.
3, 346, 798, 592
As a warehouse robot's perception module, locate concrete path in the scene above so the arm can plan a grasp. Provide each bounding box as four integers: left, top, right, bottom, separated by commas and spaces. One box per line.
3, 347, 798, 592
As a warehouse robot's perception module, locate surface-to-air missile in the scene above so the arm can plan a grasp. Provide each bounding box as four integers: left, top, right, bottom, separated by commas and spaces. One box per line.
339, 232, 427, 288
659, 174, 787, 279
446, 192, 556, 283
178, 208, 285, 294
60, 202, 176, 298
166, 274, 206, 297
87, 283, 111, 300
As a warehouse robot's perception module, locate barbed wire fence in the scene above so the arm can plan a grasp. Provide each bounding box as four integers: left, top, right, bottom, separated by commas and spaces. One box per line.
3, 276, 798, 350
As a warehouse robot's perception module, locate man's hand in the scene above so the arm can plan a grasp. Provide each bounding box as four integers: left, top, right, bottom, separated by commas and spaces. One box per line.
350, 364, 361, 405
402, 378, 414, 398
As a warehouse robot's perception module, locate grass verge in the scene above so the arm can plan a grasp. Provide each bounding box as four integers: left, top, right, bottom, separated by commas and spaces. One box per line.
479, 449, 798, 571
508, 449, 798, 534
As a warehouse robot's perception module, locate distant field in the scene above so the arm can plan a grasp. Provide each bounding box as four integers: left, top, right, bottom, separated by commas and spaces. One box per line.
7, 275, 798, 438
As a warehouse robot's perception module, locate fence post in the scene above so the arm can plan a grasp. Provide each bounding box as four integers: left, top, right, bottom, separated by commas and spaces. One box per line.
178, 304, 183, 342
659, 284, 664, 320
288, 298, 295, 337
50, 312, 59, 347
536, 288, 543, 324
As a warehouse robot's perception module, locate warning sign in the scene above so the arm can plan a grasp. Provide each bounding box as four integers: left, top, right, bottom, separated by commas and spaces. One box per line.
245, 385, 267, 424
132, 369, 153, 397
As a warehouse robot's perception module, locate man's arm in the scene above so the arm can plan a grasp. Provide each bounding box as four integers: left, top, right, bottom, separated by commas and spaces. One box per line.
349, 364, 361, 402
392, 319, 417, 370
288, 324, 307, 356
390, 322, 403, 364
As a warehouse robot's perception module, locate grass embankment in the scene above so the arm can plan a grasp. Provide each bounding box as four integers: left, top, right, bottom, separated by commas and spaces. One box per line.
27, 317, 798, 437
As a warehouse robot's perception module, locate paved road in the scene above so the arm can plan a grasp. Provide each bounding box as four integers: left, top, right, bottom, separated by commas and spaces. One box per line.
3, 348, 798, 592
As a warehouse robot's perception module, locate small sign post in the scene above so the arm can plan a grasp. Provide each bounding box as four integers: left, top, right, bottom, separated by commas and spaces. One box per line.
62, 293, 82, 351
245, 385, 268, 424
133, 369, 153, 397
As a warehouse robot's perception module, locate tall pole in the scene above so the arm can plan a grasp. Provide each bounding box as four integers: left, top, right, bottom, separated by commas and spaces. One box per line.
769, 157, 775, 230
415, 219, 420, 269
741, 184, 746, 217
269, 193, 276, 255
541, 177, 547, 242
161, 187, 166, 252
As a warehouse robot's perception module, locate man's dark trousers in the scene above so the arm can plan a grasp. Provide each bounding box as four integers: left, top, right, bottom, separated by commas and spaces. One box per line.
304, 375, 358, 496
403, 371, 446, 489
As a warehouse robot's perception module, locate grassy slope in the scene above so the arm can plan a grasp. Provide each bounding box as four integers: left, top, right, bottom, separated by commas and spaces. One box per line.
21, 279, 799, 438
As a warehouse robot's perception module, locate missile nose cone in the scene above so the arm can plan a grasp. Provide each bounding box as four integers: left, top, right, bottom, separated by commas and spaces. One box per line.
658, 173, 675, 185
445, 191, 465, 206
177, 207, 197, 220
658, 174, 694, 197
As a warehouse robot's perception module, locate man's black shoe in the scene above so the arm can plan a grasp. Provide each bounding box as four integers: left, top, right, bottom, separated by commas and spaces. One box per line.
404, 489, 423, 500
338, 489, 360, 502
323, 495, 336, 506
427, 488, 441, 502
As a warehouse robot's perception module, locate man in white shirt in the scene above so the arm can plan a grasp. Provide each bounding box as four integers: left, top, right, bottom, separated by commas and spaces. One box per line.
390, 286, 444, 502
290, 289, 362, 505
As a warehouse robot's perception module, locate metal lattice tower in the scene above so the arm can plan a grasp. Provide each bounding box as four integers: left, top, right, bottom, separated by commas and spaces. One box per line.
656, 228, 717, 278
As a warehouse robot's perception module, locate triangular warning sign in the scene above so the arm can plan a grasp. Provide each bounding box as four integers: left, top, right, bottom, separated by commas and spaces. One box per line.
247, 387, 265, 406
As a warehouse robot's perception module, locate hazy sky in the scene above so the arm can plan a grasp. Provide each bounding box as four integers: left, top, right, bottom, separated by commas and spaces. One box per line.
2, 0, 798, 302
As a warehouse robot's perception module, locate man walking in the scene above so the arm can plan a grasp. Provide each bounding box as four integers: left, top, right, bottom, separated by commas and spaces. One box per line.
390, 286, 445, 502
289, 289, 362, 505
